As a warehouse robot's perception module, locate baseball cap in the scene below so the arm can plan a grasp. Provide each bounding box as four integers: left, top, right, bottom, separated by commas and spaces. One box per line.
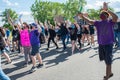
31, 23, 37, 28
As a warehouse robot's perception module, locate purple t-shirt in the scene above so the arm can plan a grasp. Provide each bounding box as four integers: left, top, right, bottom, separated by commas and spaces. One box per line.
94, 19, 115, 45
30, 30, 40, 46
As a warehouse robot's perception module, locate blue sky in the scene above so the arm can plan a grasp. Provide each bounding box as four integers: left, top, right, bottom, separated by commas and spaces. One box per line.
0, 0, 120, 26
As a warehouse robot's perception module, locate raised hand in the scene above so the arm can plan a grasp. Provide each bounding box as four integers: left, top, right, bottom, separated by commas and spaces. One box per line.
103, 2, 109, 11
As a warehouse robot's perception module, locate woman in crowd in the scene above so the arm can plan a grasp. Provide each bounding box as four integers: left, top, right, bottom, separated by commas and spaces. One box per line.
46, 23, 59, 50
69, 22, 79, 55
0, 27, 12, 64
29, 23, 43, 73
18, 20, 32, 67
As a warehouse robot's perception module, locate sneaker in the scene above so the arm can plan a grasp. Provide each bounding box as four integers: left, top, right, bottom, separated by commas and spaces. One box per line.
46, 48, 49, 50
11, 50, 14, 52
37, 64, 43, 68
30, 66, 36, 73
28, 61, 32, 64
87, 43, 90, 46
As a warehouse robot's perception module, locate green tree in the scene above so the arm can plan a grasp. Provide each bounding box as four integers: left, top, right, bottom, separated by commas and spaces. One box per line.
31, 0, 87, 24
87, 7, 114, 20
1, 9, 18, 30
31, 0, 64, 24
87, 9, 100, 20
1, 8, 18, 24
63, 0, 87, 22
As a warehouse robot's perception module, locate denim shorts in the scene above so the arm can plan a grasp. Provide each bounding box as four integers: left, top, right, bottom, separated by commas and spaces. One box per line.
31, 45, 40, 56
98, 44, 113, 65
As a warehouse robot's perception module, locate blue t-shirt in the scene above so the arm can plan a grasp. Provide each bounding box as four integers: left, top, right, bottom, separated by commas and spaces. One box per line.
6, 30, 10, 37
30, 30, 40, 46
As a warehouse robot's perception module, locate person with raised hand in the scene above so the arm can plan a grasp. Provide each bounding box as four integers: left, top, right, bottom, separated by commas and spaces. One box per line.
29, 23, 43, 73
78, 2, 118, 80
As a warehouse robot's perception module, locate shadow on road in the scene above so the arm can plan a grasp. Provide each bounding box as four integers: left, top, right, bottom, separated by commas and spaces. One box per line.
3, 61, 31, 80
112, 57, 120, 62
41, 47, 72, 68
9, 70, 30, 80
3, 61, 25, 74
45, 53, 69, 68
89, 53, 98, 58
80, 46, 91, 54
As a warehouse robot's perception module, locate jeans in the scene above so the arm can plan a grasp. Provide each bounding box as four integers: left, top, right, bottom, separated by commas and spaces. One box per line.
0, 68, 10, 80
61, 35, 67, 49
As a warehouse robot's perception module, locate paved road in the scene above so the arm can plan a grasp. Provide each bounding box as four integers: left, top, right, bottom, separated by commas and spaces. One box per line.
1, 40, 120, 80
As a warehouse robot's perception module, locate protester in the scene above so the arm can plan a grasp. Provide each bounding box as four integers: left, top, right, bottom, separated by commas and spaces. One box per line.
46, 23, 58, 50
8, 16, 20, 53
0, 27, 11, 80
76, 22, 82, 49
18, 21, 32, 67
0, 27, 12, 64
59, 22, 68, 51
69, 22, 79, 55
89, 24, 95, 47
29, 23, 43, 72
78, 2, 118, 80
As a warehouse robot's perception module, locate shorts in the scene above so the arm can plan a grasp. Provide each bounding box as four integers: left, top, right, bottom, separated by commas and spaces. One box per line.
0, 48, 6, 54
70, 35, 77, 41
90, 29, 94, 35
77, 34, 82, 38
89, 25, 95, 35
98, 44, 113, 65
31, 45, 40, 56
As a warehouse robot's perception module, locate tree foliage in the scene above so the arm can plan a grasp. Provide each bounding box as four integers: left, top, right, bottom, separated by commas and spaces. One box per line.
31, 0, 64, 24
31, 0, 87, 24
87, 7, 114, 20
1, 9, 18, 30
63, 0, 86, 21
1, 9, 18, 24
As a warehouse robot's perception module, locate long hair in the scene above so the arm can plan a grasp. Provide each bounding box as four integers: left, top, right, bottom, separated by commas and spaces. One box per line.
0, 27, 5, 37
23, 22, 29, 29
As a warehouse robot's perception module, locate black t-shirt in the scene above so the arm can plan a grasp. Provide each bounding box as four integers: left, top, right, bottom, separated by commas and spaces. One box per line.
12, 29, 20, 40
60, 23, 68, 36
49, 29, 56, 38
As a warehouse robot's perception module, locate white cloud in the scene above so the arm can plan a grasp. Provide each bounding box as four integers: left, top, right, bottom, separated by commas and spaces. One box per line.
2, 0, 19, 6
85, 4, 94, 9
95, 1, 103, 7
85, 0, 120, 12
115, 8, 120, 12
19, 11, 31, 15
15, 2, 19, 6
